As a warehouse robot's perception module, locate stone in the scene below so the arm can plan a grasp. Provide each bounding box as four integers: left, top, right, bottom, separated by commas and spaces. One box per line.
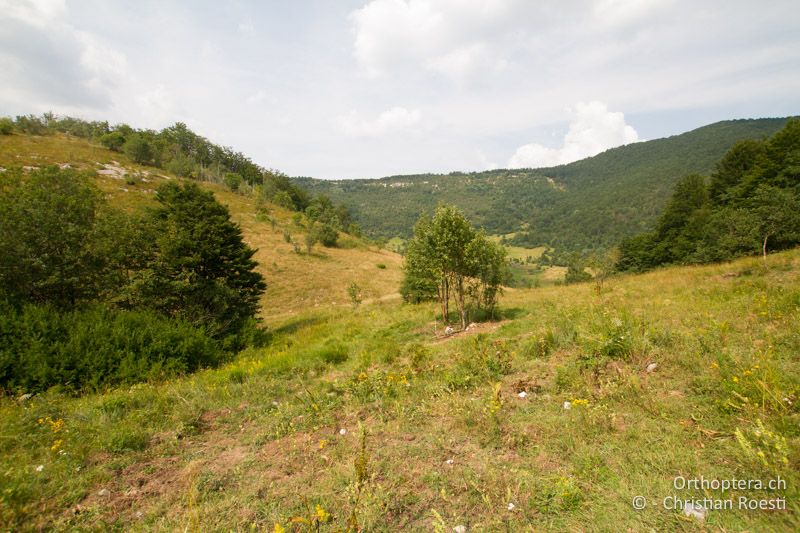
98, 488, 110, 497
517, 391, 528, 399
683, 502, 706, 521
17, 393, 33, 402
444, 326, 454, 336
646, 362, 658, 373
453, 526, 467, 533
339, 428, 347, 436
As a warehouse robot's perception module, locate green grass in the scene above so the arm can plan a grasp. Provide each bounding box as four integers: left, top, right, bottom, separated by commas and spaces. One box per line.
2, 250, 799, 531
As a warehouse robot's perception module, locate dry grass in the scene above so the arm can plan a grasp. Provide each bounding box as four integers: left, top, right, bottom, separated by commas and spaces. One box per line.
0, 133, 404, 322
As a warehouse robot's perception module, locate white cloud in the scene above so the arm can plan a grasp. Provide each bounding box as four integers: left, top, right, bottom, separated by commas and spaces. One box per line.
339, 106, 422, 137
508, 101, 639, 168
349, 0, 520, 82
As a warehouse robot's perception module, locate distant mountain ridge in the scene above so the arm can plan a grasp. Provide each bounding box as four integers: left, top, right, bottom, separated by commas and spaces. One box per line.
294, 117, 793, 252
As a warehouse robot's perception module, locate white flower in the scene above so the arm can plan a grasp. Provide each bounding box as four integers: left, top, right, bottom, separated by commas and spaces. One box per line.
35, 464, 44, 472
563, 401, 572, 410
339, 428, 347, 436
445, 459, 454, 465
507, 502, 515, 511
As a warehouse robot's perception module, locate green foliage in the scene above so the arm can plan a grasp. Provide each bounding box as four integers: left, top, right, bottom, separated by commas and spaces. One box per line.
0, 302, 222, 393
618, 119, 800, 271
402, 205, 508, 326
0, 117, 13, 135
14, 114, 47, 135
295, 118, 791, 254
0, 168, 105, 307
223, 172, 243, 191
309, 222, 339, 247
99, 131, 126, 151
347, 282, 363, 308
131, 182, 266, 338
123, 134, 154, 165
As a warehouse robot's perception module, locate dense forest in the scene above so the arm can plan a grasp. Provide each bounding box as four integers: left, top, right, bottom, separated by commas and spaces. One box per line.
616, 119, 800, 271
295, 118, 792, 253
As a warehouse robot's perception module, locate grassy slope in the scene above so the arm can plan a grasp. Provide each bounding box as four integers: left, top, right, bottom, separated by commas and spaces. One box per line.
1, 249, 798, 531
0, 133, 403, 322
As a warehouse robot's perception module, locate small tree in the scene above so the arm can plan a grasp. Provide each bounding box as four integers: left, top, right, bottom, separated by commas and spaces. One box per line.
132, 182, 266, 337
99, 131, 126, 151
0, 117, 13, 135
0, 167, 103, 308
750, 186, 800, 265
124, 134, 154, 165
347, 282, 363, 308
403, 205, 508, 328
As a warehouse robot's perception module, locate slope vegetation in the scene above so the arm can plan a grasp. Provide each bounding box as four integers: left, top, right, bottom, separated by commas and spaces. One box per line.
296, 118, 791, 252
0, 133, 403, 322
1, 249, 798, 531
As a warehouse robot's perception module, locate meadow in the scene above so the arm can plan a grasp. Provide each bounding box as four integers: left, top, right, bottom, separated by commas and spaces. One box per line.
1, 248, 798, 531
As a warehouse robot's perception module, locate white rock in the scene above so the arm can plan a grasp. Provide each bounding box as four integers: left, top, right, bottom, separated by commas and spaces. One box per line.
507, 502, 515, 511
683, 502, 705, 521
339, 428, 347, 436
453, 526, 467, 533
98, 488, 110, 497
444, 326, 454, 336
517, 391, 528, 399
646, 362, 658, 373
563, 401, 572, 410
445, 459, 454, 465
35, 464, 44, 472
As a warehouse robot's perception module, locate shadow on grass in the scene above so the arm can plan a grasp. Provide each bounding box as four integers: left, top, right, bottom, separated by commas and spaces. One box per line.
271, 315, 325, 336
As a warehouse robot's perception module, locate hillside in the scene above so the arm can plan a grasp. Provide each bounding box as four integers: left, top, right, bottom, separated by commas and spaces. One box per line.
0, 133, 403, 323
295, 118, 791, 252
2, 249, 798, 530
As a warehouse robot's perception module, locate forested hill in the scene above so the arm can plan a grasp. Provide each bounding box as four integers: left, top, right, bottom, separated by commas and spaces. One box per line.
294, 117, 792, 252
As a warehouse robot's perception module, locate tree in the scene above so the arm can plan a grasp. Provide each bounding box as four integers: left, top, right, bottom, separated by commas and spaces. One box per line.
0, 167, 103, 308
99, 131, 126, 152
750, 186, 800, 265
124, 134, 154, 165
133, 182, 266, 337
708, 140, 765, 204
403, 205, 507, 328
0, 117, 13, 135
309, 222, 338, 247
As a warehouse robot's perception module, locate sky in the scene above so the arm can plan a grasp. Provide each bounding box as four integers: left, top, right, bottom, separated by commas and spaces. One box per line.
1, 0, 799, 179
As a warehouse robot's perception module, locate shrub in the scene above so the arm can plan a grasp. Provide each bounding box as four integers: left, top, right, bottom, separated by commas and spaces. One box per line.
123, 134, 153, 165
99, 131, 125, 151
0, 117, 13, 135
0, 302, 224, 393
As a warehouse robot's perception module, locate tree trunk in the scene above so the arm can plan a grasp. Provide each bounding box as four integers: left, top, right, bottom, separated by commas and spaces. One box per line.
763, 234, 769, 266
456, 276, 466, 330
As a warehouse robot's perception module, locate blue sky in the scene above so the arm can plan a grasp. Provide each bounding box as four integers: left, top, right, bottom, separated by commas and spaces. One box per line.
1, 0, 798, 178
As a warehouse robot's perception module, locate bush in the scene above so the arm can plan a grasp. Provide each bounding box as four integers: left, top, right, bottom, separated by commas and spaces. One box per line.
224, 172, 243, 191
310, 223, 339, 247
123, 134, 154, 165
0, 302, 224, 393
99, 131, 125, 151
0, 117, 13, 135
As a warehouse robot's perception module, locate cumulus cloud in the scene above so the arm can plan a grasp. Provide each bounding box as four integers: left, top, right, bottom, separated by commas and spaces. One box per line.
508, 101, 639, 168
339, 106, 422, 137
349, 0, 518, 82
